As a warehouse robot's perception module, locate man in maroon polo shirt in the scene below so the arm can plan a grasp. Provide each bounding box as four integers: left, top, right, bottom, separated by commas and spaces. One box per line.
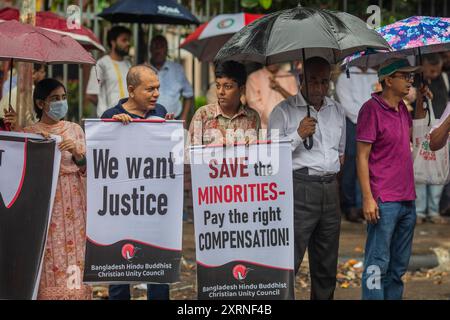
356, 58, 420, 300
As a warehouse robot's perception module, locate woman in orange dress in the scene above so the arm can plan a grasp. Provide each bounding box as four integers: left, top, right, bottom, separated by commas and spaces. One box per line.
23, 78, 91, 300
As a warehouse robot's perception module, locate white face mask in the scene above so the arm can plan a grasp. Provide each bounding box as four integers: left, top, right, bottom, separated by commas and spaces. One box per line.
45, 100, 68, 121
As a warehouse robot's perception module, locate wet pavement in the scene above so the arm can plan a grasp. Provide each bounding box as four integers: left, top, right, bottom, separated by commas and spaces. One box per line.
93, 220, 450, 300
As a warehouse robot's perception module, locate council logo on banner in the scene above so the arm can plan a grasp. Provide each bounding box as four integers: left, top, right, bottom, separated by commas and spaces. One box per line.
232, 264, 252, 281
121, 243, 140, 261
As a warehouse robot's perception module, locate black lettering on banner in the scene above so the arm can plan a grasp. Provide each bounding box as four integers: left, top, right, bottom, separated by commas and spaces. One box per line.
0, 149, 4, 166
126, 157, 142, 179
198, 228, 290, 251
126, 153, 176, 180
93, 149, 118, 179
97, 186, 169, 216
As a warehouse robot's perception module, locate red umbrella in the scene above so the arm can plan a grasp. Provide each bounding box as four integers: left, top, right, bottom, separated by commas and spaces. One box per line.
0, 20, 95, 109
0, 20, 95, 64
181, 13, 263, 62
0, 7, 104, 52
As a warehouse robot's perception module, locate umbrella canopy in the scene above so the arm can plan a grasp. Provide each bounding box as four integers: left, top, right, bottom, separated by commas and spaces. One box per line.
0, 7, 105, 52
0, 20, 95, 65
181, 13, 263, 62
215, 6, 391, 65
216, 6, 391, 151
98, 0, 199, 25
345, 16, 450, 68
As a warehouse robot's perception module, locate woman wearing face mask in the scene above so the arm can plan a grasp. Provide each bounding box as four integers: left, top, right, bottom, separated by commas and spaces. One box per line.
23, 78, 91, 300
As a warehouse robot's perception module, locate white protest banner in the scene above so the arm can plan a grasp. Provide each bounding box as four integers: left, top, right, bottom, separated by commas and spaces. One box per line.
83, 119, 184, 284
0, 132, 61, 300
190, 141, 295, 300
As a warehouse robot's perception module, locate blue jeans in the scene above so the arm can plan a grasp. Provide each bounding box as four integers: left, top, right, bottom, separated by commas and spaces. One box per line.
415, 184, 445, 217
109, 284, 170, 300
362, 201, 416, 300
341, 118, 362, 210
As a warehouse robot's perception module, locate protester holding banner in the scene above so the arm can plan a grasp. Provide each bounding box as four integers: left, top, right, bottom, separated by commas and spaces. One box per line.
356, 59, 419, 300
22, 78, 91, 300
188, 61, 261, 146
101, 64, 173, 300
268, 57, 346, 300
101, 65, 171, 122
186, 61, 261, 242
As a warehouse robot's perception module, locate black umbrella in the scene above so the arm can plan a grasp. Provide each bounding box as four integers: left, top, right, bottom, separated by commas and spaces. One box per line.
98, 0, 199, 25
215, 5, 391, 149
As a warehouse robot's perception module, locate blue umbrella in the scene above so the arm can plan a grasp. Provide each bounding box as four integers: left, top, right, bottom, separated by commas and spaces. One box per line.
98, 0, 199, 25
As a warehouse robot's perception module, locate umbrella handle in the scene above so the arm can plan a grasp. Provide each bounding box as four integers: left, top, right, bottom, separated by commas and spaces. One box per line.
303, 105, 313, 150
303, 136, 313, 150
301, 48, 313, 150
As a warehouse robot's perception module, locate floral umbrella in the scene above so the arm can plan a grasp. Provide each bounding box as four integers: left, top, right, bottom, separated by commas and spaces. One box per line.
345, 16, 450, 68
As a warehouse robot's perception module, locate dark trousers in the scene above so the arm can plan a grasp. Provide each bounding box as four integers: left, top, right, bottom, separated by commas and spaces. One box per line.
440, 182, 450, 215
341, 118, 361, 210
293, 170, 341, 300
109, 284, 170, 300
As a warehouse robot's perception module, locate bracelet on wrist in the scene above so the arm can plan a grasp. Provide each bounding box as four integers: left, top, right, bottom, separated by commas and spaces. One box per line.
72, 155, 86, 167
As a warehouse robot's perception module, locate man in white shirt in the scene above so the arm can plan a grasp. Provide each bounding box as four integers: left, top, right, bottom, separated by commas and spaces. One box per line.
268, 57, 346, 300
86, 26, 132, 117
336, 66, 378, 222
149, 35, 193, 122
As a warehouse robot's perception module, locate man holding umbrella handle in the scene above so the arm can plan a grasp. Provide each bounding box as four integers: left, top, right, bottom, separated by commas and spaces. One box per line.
298, 111, 317, 142
269, 57, 346, 300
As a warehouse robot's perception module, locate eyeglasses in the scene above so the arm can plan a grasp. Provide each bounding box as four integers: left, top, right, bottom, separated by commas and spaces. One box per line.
390, 73, 415, 82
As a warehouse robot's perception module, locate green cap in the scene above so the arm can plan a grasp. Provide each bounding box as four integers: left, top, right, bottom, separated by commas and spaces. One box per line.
378, 58, 421, 81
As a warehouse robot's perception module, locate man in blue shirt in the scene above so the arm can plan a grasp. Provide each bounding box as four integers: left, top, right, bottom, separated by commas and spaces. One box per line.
149, 35, 193, 122
101, 64, 172, 121
102, 64, 174, 300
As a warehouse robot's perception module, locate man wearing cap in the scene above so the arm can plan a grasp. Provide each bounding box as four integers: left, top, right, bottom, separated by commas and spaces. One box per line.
356, 58, 420, 300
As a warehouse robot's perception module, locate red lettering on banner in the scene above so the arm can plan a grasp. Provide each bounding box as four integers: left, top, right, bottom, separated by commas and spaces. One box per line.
198, 187, 209, 205
208, 157, 249, 179
197, 183, 285, 205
